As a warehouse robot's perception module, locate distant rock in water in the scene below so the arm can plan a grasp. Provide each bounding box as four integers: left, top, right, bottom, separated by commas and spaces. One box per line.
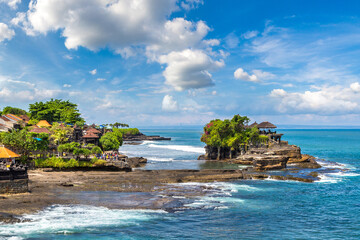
123, 133, 171, 142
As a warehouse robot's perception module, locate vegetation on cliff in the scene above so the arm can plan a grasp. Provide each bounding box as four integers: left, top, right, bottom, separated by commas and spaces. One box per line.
201, 114, 267, 159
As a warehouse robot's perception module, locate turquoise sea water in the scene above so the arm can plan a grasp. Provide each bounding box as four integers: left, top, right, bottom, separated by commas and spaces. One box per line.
1, 128, 360, 239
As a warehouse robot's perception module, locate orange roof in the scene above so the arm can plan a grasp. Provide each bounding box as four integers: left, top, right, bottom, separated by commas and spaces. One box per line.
36, 120, 52, 128
4, 114, 22, 122
0, 146, 20, 158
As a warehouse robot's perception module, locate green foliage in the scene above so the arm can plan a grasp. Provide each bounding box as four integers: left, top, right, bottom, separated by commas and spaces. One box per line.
110, 122, 129, 128
2, 106, 27, 116
93, 159, 107, 166
112, 128, 124, 146
91, 146, 103, 155
50, 122, 74, 145
201, 114, 259, 150
91, 157, 99, 164
34, 157, 95, 169
99, 132, 121, 151
0, 129, 49, 158
116, 128, 140, 135
29, 99, 84, 124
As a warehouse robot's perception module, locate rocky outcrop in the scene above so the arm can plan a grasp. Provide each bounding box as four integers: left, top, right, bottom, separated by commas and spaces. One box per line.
234, 154, 288, 171
127, 157, 148, 168
288, 154, 322, 169
123, 133, 171, 142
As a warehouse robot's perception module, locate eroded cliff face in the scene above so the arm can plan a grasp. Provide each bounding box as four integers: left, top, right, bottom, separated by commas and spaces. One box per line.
202, 143, 321, 171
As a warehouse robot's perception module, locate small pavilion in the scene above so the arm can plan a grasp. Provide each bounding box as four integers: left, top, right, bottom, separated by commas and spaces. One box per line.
0, 146, 20, 164
36, 120, 52, 128
257, 121, 283, 143
82, 132, 100, 145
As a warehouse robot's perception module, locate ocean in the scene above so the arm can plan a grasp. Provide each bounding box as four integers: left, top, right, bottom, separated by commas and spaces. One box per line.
1, 128, 360, 239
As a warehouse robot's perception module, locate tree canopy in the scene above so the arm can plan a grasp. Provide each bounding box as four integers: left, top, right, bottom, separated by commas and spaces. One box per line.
29, 99, 84, 124
201, 114, 261, 150
1, 106, 28, 116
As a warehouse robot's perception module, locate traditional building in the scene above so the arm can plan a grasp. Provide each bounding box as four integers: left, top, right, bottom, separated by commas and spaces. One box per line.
36, 120, 52, 128
82, 132, 100, 145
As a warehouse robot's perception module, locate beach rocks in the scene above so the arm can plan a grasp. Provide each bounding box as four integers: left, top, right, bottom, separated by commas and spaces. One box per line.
234, 154, 288, 171
123, 133, 171, 141
127, 157, 148, 168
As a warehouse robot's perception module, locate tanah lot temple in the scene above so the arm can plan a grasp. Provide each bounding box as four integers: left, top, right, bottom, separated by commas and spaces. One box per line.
249, 121, 283, 144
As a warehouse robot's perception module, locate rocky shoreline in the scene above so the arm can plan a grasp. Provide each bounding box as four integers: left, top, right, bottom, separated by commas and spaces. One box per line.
123, 133, 171, 142
0, 141, 333, 224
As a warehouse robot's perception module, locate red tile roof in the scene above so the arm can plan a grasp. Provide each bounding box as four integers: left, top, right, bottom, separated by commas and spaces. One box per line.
82, 132, 99, 138
29, 127, 51, 134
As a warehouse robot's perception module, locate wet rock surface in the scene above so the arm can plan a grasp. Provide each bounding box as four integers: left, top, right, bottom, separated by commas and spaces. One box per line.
123, 133, 171, 142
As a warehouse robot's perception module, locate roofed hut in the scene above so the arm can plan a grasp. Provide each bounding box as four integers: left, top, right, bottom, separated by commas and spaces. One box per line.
82, 132, 100, 145
257, 121, 283, 143
248, 121, 258, 128
36, 120, 52, 128
0, 146, 20, 164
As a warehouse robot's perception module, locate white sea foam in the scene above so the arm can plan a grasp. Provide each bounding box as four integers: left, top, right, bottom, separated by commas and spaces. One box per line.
328, 172, 360, 177
148, 157, 175, 162
140, 141, 156, 145
315, 174, 340, 184
0, 205, 166, 238
148, 144, 205, 154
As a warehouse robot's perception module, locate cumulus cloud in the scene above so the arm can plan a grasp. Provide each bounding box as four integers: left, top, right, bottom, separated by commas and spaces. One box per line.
0, 23, 15, 42
0, 0, 21, 9
162, 94, 178, 111
63, 84, 71, 88
96, 78, 106, 81
234, 68, 259, 82
12, 0, 224, 91
234, 68, 275, 83
270, 83, 360, 114
159, 49, 224, 91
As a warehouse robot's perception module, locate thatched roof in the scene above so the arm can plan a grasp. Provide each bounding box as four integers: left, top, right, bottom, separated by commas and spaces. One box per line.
257, 121, 277, 129
249, 121, 258, 128
37, 120, 51, 128
0, 146, 20, 158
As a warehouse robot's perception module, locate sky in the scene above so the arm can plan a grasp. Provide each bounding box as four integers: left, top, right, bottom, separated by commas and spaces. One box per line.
1, 0, 360, 126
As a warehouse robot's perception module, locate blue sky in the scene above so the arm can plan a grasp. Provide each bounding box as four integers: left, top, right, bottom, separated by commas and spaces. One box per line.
1, 0, 360, 126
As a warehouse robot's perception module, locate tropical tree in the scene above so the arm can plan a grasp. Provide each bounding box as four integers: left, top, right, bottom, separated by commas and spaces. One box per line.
49, 122, 74, 145
99, 132, 120, 151
2, 106, 27, 116
29, 99, 84, 124
91, 146, 103, 155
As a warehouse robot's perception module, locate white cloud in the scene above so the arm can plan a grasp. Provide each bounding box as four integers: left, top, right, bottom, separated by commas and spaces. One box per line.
13, 0, 224, 92
350, 82, 360, 93
212, 90, 217, 95
162, 94, 178, 111
270, 83, 360, 114
234, 68, 259, 82
63, 84, 71, 88
159, 49, 224, 91
89, 69, 97, 75
0, 0, 21, 9
0, 23, 15, 42
242, 30, 258, 39
234, 68, 275, 83
96, 78, 106, 81
180, 0, 203, 10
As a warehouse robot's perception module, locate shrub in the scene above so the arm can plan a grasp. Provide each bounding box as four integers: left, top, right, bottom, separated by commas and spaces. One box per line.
91, 146, 103, 155
93, 159, 107, 167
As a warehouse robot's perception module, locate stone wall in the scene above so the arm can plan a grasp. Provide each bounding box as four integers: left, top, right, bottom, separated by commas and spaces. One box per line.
0, 179, 28, 194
